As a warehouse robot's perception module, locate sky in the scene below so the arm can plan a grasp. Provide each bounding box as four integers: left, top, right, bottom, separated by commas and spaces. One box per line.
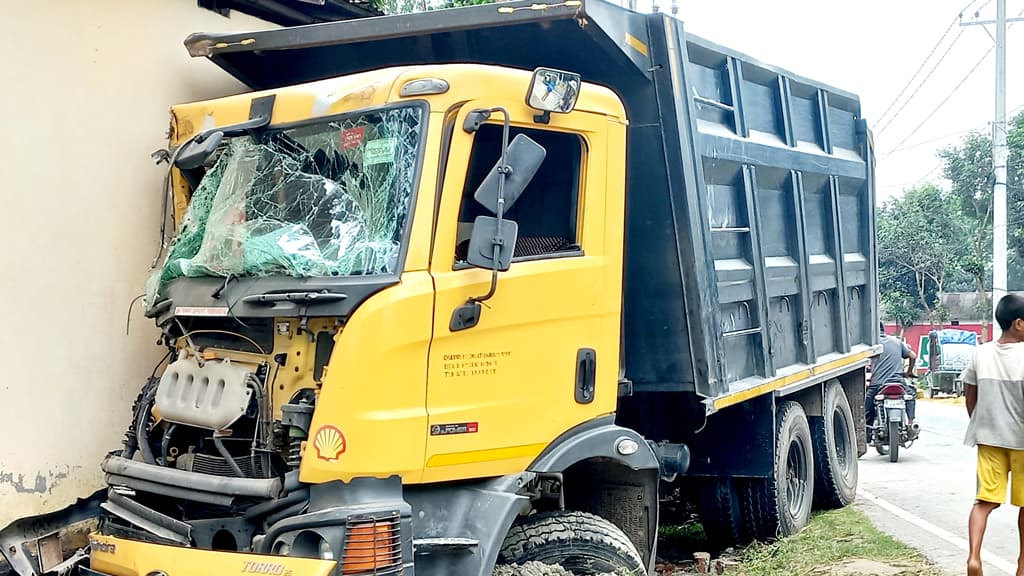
628, 0, 1023, 204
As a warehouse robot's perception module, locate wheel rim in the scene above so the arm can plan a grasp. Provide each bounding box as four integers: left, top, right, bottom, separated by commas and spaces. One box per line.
786, 436, 809, 517
832, 406, 853, 478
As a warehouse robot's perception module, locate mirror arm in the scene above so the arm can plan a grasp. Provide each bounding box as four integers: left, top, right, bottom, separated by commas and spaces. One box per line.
471, 254, 501, 304
470, 107, 512, 305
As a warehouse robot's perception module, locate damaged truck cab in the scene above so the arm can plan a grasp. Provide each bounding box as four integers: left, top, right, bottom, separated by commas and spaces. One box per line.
2, 1, 880, 575
106, 65, 644, 576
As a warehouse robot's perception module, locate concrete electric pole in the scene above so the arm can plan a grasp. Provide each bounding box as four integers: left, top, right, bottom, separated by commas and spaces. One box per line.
994, 0, 1008, 335
962, 0, 1021, 337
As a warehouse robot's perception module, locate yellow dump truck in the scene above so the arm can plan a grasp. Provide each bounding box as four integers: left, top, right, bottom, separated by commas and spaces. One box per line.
0, 1, 880, 575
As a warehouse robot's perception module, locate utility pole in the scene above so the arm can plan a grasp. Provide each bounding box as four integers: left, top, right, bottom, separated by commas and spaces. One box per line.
961, 0, 1022, 338
994, 0, 1008, 336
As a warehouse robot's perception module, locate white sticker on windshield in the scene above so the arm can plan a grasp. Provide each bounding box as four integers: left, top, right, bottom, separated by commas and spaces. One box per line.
364, 138, 397, 166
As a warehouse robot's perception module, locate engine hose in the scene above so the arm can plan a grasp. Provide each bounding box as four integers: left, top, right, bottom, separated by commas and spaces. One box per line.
214, 436, 246, 478
160, 424, 176, 466
134, 381, 160, 465
248, 374, 270, 448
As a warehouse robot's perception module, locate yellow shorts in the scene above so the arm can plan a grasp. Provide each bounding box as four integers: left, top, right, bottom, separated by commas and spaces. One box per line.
977, 444, 1024, 506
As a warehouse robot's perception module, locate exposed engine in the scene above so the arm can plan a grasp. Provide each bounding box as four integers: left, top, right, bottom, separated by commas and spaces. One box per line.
103, 321, 329, 548
124, 349, 313, 483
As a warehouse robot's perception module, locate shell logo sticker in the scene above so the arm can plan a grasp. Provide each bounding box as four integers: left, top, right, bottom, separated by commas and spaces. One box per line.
314, 425, 347, 461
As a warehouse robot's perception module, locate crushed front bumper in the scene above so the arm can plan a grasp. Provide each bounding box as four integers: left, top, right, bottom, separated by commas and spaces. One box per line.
86, 535, 337, 576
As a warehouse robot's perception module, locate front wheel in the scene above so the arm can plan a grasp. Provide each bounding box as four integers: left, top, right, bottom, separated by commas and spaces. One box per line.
495, 511, 646, 576
888, 420, 900, 463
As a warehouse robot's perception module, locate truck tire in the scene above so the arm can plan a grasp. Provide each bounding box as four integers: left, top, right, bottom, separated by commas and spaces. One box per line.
810, 382, 858, 509
742, 401, 814, 540
696, 478, 746, 546
496, 511, 645, 576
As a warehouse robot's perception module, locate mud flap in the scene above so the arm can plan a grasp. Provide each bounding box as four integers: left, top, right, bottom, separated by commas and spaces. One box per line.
0, 490, 105, 576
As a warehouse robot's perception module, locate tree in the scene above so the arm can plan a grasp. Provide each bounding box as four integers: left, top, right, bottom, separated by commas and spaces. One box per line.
880, 289, 920, 335
876, 184, 969, 327
373, 0, 493, 14
938, 129, 993, 338
937, 110, 1024, 339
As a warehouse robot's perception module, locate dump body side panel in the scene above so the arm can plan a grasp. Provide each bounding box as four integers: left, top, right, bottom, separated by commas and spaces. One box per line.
621, 16, 876, 402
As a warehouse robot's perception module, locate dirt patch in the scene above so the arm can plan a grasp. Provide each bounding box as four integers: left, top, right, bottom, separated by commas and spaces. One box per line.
830, 558, 926, 576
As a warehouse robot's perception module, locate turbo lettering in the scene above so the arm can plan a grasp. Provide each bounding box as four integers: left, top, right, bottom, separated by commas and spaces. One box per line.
242, 562, 286, 575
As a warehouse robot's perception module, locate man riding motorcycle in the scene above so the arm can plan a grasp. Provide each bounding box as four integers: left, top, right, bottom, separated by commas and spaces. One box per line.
867, 322, 920, 442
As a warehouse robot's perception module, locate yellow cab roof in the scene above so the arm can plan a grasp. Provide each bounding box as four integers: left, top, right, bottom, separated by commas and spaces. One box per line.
170, 64, 627, 144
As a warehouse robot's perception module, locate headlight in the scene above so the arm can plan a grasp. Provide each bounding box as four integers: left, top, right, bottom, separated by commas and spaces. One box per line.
289, 531, 334, 561
319, 539, 335, 561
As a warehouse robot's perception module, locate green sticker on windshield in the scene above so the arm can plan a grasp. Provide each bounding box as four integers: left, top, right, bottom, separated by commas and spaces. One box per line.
364, 138, 397, 166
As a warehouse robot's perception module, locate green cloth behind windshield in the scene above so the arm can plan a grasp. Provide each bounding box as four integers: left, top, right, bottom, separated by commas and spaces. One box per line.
145, 105, 423, 306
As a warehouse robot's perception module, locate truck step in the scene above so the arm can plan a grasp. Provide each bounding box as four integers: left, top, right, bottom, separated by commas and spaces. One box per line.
413, 538, 479, 554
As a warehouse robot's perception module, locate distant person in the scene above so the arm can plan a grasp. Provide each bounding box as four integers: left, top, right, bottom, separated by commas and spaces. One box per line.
961, 294, 1024, 576
866, 322, 919, 441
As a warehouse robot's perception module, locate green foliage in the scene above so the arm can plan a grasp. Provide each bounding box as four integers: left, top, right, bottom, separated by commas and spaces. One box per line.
372, 0, 494, 14
880, 290, 920, 327
878, 111, 1024, 326
876, 184, 968, 325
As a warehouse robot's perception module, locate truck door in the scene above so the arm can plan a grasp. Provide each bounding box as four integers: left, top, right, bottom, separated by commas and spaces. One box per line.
423, 104, 620, 483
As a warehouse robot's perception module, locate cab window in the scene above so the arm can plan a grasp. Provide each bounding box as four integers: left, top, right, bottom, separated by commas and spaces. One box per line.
454, 125, 584, 264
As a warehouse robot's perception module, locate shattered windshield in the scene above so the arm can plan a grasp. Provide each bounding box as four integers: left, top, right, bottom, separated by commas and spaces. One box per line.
147, 104, 424, 302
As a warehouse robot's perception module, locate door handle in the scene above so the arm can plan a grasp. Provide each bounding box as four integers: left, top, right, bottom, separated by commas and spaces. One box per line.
575, 348, 596, 404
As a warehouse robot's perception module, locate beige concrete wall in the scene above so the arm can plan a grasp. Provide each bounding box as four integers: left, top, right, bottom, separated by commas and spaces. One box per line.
0, 1, 271, 526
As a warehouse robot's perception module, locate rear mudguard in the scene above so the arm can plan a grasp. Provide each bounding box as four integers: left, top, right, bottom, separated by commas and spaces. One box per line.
0, 489, 105, 576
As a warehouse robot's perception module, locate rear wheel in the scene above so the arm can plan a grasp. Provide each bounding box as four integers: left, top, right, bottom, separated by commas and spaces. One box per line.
495, 511, 646, 576
696, 478, 746, 546
888, 420, 900, 463
811, 382, 858, 509
743, 401, 814, 540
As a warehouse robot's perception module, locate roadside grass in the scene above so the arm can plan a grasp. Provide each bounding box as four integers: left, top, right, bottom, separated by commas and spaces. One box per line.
658, 505, 942, 575
735, 506, 941, 576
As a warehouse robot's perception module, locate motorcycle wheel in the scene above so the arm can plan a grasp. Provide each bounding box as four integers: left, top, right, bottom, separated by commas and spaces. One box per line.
888, 420, 900, 463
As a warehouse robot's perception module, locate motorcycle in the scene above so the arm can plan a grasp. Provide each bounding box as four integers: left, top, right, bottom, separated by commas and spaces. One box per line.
869, 374, 920, 463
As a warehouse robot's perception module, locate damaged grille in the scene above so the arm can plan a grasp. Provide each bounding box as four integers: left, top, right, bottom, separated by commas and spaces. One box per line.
342, 513, 402, 575
176, 453, 273, 478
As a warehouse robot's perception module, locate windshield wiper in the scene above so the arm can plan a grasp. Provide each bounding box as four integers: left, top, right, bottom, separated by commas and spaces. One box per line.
241, 290, 347, 305
212, 274, 238, 299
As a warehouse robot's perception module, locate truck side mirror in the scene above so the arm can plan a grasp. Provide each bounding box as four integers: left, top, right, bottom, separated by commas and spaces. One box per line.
466, 216, 518, 271
473, 133, 546, 214
451, 109, 546, 331
526, 67, 581, 114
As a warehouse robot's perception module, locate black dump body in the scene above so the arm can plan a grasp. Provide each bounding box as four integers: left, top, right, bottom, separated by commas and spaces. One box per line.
187, 0, 876, 416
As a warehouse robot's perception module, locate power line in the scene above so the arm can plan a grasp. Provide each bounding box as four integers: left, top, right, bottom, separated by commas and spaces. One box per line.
875, 0, 982, 132
880, 47, 995, 160
880, 102, 1024, 156
878, 6, 1024, 156
883, 127, 979, 154
876, 29, 969, 135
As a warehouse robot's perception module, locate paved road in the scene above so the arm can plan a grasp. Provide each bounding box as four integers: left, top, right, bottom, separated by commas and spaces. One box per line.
857, 398, 1022, 575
